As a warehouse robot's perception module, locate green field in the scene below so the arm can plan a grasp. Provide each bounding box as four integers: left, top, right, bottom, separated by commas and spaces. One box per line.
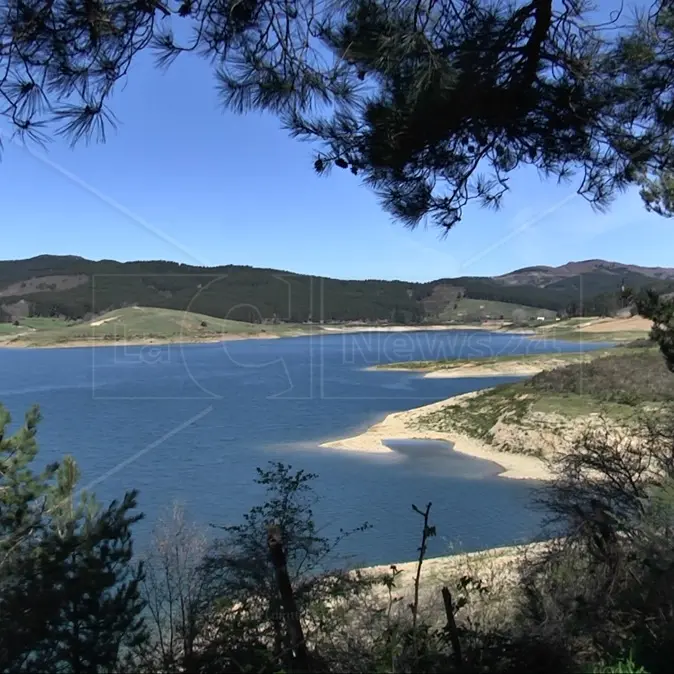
0, 323, 20, 335
3, 307, 319, 347
20, 317, 74, 330
0, 317, 72, 338
437, 297, 556, 322
530, 316, 651, 343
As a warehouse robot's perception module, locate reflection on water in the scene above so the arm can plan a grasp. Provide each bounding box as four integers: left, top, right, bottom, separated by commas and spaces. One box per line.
383, 438, 505, 479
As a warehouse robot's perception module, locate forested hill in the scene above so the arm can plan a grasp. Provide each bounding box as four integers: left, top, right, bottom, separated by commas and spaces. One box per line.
1, 255, 673, 324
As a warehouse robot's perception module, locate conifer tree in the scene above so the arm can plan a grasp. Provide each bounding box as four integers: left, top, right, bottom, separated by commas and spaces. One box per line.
0, 404, 147, 673
1, 0, 672, 228
634, 289, 674, 373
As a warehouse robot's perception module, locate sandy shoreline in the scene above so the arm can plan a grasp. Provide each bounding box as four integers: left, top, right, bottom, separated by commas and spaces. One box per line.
353, 539, 557, 625
360, 539, 547, 588
320, 391, 552, 481
372, 352, 610, 379
423, 364, 543, 378
374, 362, 547, 378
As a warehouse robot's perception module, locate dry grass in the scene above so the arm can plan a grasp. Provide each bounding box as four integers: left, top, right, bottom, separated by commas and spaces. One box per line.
415, 347, 671, 461
359, 542, 545, 629
576, 316, 653, 333
525, 348, 673, 405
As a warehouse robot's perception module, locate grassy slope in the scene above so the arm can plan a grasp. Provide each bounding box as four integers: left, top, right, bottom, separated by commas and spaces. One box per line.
6, 255, 664, 322
436, 297, 556, 322
0, 323, 20, 335
531, 316, 651, 343
413, 345, 670, 456
0, 317, 72, 333
0, 317, 74, 339
4, 307, 318, 346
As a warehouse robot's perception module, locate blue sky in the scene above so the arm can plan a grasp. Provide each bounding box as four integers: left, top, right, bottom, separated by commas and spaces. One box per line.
1, 19, 673, 282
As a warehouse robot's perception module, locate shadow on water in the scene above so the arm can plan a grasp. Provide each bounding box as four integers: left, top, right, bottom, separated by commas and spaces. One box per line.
383, 438, 505, 479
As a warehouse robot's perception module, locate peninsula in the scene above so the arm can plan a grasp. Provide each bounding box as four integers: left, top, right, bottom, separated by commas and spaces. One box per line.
328, 335, 667, 483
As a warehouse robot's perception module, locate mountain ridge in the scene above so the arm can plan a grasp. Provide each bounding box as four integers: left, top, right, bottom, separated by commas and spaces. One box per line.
496, 259, 674, 287
1, 255, 672, 324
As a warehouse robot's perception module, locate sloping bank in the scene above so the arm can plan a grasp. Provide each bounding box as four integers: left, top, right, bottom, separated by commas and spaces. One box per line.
348, 344, 670, 593
327, 344, 669, 484
357, 540, 550, 625
371, 348, 620, 380
322, 390, 552, 480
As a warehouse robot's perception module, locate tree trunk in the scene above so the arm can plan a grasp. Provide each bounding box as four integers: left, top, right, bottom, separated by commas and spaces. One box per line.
267, 524, 309, 673
442, 586, 463, 669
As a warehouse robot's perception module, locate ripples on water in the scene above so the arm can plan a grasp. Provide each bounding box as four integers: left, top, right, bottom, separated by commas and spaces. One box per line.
0, 331, 612, 566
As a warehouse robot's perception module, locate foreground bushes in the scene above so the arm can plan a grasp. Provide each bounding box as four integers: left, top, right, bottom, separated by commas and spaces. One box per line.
3, 402, 674, 672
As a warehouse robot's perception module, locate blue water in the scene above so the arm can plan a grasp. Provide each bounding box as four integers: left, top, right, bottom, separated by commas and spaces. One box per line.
0, 330, 612, 567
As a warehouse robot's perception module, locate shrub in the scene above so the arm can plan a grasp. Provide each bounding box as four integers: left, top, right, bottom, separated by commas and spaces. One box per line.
521, 411, 674, 674
525, 351, 673, 405
626, 338, 656, 349
593, 655, 649, 673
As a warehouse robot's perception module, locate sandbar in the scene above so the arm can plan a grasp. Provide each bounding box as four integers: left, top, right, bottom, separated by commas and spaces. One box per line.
320, 391, 552, 481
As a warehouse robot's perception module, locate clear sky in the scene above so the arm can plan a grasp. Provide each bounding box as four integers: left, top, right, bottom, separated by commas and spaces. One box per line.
1, 27, 673, 282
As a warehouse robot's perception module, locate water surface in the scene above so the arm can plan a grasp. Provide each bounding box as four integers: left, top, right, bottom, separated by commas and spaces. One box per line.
0, 330, 612, 566
384, 438, 505, 479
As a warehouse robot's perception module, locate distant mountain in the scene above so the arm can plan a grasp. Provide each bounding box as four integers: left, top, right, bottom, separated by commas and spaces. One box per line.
1, 255, 672, 324
496, 259, 674, 287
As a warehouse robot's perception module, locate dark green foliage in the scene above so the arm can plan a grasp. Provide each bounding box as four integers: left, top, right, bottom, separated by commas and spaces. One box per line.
3, 255, 673, 322
593, 656, 649, 674
5, 495, 147, 673
292, 0, 665, 229
1, 1, 673, 228
641, 171, 674, 219
6, 405, 674, 673
634, 290, 674, 372
523, 413, 674, 674
632, 8, 674, 221
0, 404, 147, 673
0, 255, 429, 322
437, 276, 569, 311
188, 463, 375, 672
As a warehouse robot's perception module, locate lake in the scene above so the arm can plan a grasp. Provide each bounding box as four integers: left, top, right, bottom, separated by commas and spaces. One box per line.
0, 330, 612, 567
